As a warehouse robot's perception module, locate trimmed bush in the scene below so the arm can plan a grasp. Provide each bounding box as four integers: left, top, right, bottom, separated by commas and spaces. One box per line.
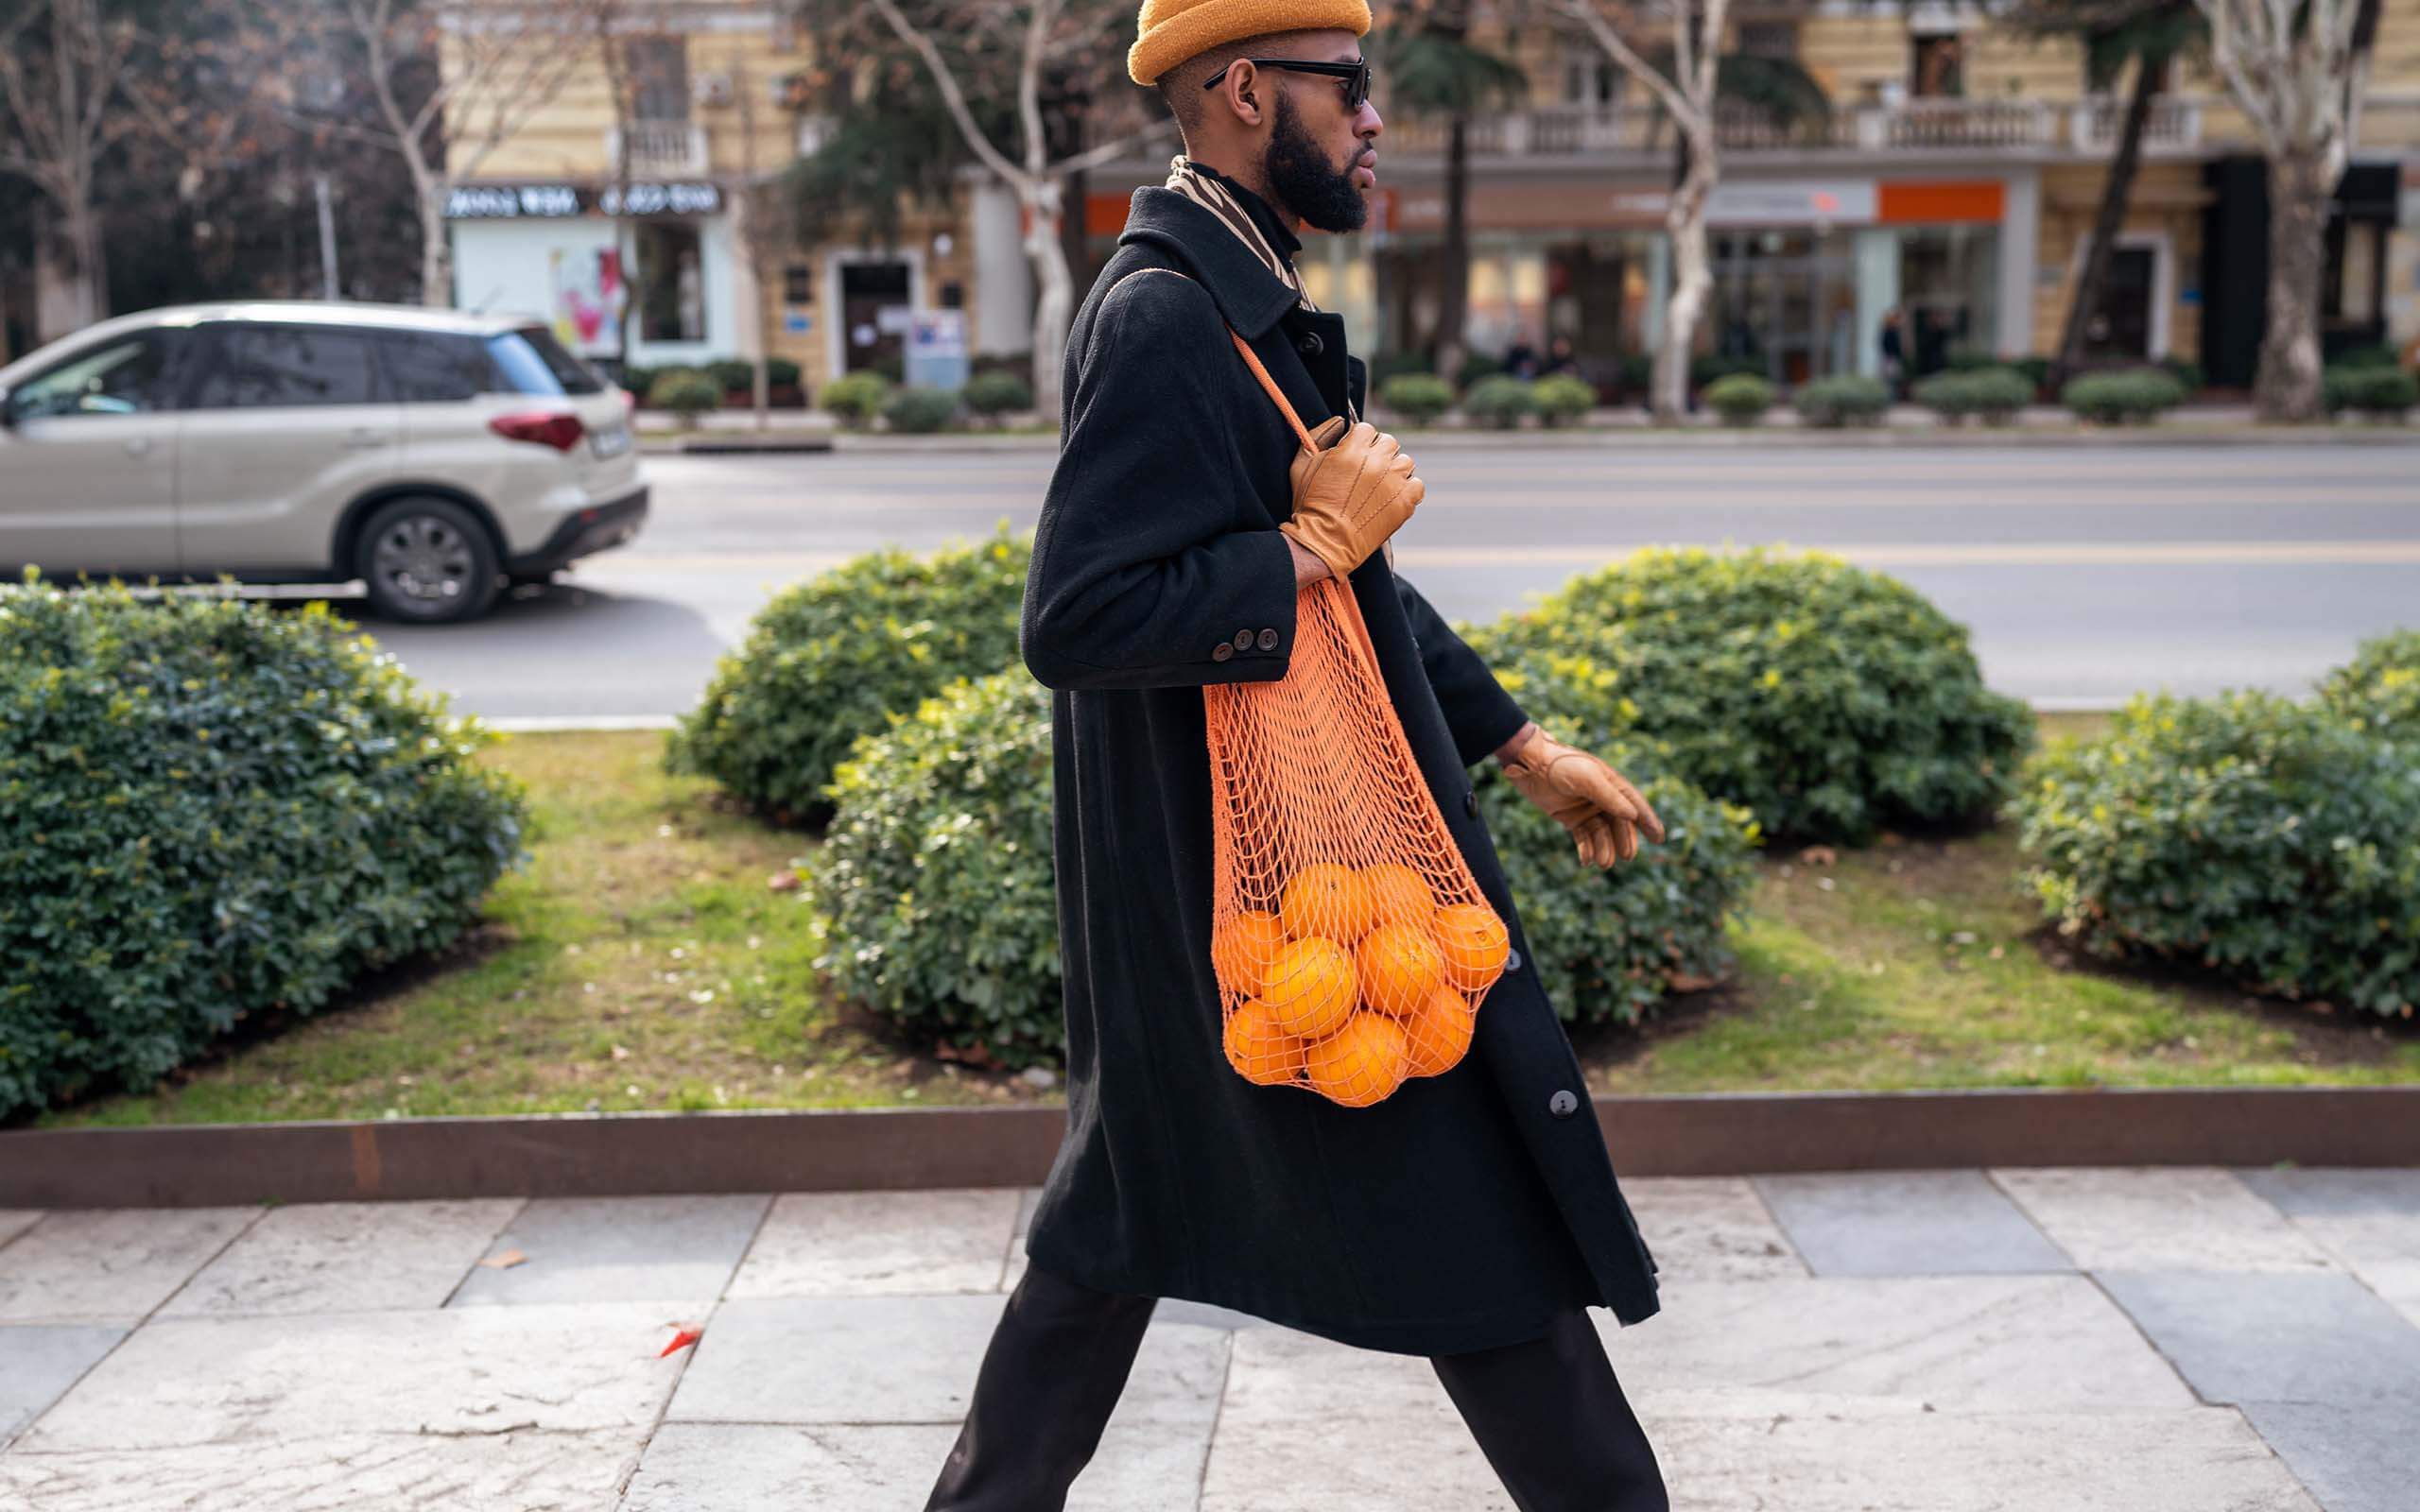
807, 671, 1063, 1068
2011, 691, 2420, 1020
2335, 343, 2401, 369
666, 526, 1031, 822
646, 368, 721, 427
962, 370, 1033, 425
704, 359, 754, 392
2011, 356, 2052, 393
2062, 368, 2186, 425
1456, 629, 1764, 1025
0, 580, 528, 1122
1486, 546, 2035, 844
1381, 372, 1455, 425
881, 385, 959, 434
818, 370, 891, 428
2322, 365, 2417, 420
1690, 354, 1763, 389
1794, 374, 1891, 428
1455, 352, 1506, 391
2317, 628, 2420, 745
2157, 355, 2204, 395
767, 357, 802, 387
1532, 373, 1596, 426
1912, 367, 2033, 426
1703, 372, 1773, 426
1461, 374, 1539, 429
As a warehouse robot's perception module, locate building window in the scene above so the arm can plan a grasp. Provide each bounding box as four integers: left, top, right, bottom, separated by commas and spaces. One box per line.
783, 264, 814, 304
627, 36, 690, 122
941, 281, 964, 309
1564, 56, 1620, 106
1910, 33, 1963, 98
636, 221, 706, 343
2325, 219, 2383, 326
1738, 22, 1798, 60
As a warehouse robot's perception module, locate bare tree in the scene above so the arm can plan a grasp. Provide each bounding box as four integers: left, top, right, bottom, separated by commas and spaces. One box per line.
862, 0, 1174, 415
1550, 0, 1727, 422
726, 49, 789, 429
2191, 0, 2379, 420
0, 0, 146, 327
325, 0, 601, 306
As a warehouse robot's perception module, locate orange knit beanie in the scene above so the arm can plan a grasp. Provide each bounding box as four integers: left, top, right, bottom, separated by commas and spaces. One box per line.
1128, 0, 1374, 87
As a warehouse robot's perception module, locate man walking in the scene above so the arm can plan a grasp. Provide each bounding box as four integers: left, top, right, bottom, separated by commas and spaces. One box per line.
925, 3, 1671, 1507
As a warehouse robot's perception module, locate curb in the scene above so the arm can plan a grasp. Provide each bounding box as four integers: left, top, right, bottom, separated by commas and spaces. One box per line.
7, 1086, 2414, 1208
638, 424, 2420, 455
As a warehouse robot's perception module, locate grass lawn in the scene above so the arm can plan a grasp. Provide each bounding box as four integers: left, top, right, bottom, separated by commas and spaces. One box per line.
22, 714, 2419, 1130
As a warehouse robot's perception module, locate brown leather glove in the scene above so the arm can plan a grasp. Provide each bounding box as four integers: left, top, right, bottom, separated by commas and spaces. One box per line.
1500, 726, 1667, 868
1279, 416, 1423, 579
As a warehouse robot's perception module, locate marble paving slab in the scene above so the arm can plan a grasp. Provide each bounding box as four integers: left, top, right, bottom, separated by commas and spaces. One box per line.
1991, 1167, 2339, 1272
157, 1198, 524, 1317
0, 1208, 261, 1325
724, 1188, 1019, 1298
447, 1194, 770, 1308
1753, 1172, 2072, 1276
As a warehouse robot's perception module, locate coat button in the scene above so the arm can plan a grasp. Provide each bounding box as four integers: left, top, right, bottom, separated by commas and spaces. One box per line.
1548, 1089, 1581, 1118
1505, 948, 1523, 972
1234, 629, 1254, 650
1462, 787, 1477, 816
1297, 330, 1323, 357
1257, 628, 1279, 650
1212, 642, 1234, 662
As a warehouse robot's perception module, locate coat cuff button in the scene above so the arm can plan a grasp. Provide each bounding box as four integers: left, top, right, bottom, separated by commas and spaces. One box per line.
1234, 629, 1253, 650
1548, 1089, 1580, 1118
1257, 628, 1279, 650
1212, 642, 1234, 662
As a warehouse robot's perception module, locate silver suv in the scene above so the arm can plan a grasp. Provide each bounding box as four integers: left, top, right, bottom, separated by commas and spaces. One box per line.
0, 301, 648, 624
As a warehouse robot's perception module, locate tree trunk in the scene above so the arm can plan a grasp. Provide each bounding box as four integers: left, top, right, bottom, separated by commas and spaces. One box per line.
1653, 132, 1715, 424
2053, 55, 2161, 389
2257, 151, 2331, 422
417, 181, 450, 308
1024, 176, 1074, 418
1432, 112, 1470, 387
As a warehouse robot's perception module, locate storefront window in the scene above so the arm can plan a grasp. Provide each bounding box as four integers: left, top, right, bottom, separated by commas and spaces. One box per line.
1898, 225, 1998, 371
1704, 228, 1858, 385
636, 221, 706, 343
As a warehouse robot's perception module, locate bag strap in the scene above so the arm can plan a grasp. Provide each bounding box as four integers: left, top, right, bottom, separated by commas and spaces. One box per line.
1103, 265, 1321, 453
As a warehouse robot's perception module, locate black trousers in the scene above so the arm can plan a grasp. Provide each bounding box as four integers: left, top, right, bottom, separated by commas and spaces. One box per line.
925, 1260, 1668, 1512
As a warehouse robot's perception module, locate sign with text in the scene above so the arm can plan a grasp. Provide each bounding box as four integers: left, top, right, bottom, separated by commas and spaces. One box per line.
445, 181, 723, 219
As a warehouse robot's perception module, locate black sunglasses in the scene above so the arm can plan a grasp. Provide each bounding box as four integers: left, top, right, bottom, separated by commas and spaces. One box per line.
1202, 58, 1373, 111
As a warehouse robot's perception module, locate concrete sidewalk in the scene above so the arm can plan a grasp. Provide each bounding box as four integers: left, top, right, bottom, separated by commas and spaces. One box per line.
2, 1166, 2413, 1510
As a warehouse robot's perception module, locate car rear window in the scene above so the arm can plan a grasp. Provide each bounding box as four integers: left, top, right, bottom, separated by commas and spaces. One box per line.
487, 326, 606, 396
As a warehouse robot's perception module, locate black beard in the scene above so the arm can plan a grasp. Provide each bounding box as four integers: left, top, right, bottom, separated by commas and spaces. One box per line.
1263, 89, 1366, 234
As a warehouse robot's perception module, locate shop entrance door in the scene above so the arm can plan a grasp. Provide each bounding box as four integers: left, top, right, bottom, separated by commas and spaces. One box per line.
839, 261, 912, 375
1712, 231, 1856, 385
2083, 248, 2154, 361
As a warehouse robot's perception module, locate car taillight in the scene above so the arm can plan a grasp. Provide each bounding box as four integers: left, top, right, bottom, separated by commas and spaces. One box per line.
489, 412, 585, 452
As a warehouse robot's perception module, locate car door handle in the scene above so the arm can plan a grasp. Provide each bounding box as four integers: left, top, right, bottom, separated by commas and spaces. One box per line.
341, 429, 390, 450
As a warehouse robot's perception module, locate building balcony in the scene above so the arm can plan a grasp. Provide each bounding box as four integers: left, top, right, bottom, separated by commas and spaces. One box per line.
603, 119, 708, 177
1374, 94, 2208, 164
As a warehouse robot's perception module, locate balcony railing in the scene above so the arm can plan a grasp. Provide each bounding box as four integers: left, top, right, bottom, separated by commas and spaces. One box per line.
1380, 95, 2215, 160
604, 119, 708, 176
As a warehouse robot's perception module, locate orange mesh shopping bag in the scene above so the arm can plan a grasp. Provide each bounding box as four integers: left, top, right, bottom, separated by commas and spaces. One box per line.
1205, 329, 1510, 1108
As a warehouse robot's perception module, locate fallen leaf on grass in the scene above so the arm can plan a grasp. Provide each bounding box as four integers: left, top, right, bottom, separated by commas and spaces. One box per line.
767, 870, 801, 893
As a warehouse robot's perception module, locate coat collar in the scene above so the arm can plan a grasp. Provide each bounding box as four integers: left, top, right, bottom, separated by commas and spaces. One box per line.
1115, 184, 1305, 340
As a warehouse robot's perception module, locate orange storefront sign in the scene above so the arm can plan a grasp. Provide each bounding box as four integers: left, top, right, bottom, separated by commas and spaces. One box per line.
1877, 180, 2003, 224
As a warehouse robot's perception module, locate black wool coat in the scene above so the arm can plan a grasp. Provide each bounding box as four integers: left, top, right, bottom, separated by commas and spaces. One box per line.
1016, 183, 1661, 1356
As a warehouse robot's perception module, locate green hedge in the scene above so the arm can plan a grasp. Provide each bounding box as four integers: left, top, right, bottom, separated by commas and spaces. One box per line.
1912, 367, 2032, 425
1461, 374, 1538, 428
819, 371, 891, 428
1532, 373, 1596, 426
2317, 628, 2420, 745
2323, 365, 2417, 420
808, 671, 1063, 1068
2063, 369, 2186, 425
0, 581, 527, 1122
666, 525, 1030, 823
1794, 374, 1891, 428
882, 386, 959, 434
1703, 372, 1773, 425
2011, 691, 2420, 1019
1381, 372, 1455, 425
1486, 547, 2034, 845
962, 370, 1033, 422
646, 368, 720, 423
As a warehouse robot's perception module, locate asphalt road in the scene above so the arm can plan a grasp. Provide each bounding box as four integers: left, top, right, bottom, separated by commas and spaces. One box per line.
348, 441, 2420, 723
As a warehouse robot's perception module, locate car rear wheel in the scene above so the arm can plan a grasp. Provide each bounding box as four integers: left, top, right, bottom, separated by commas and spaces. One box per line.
356, 497, 501, 624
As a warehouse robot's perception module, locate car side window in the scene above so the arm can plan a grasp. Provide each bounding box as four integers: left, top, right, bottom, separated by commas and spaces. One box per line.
375, 331, 500, 404
190, 325, 381, 409
5, 334, 178, 421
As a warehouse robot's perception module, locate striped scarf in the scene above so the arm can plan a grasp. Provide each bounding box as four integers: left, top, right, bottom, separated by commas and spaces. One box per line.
1161, 154, 1358, 422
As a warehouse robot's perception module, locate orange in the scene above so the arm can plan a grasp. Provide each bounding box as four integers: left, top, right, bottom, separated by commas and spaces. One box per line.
1258, 936, 1357, 1040
1400, 983, 1476, 1077
1224, 998, 1305, 1086
1211, 910, 1290, 997
1433, 902, 1510, 992
1279, 863, 1378, 944
1359, 863, 1437, 929
1355, 921, 1446, 1018
1304, 1012, 1409, 1108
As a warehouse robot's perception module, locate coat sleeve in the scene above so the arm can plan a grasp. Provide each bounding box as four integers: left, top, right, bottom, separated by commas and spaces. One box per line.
1020, 273, 1302, 693
1393, 572, 1531, 767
